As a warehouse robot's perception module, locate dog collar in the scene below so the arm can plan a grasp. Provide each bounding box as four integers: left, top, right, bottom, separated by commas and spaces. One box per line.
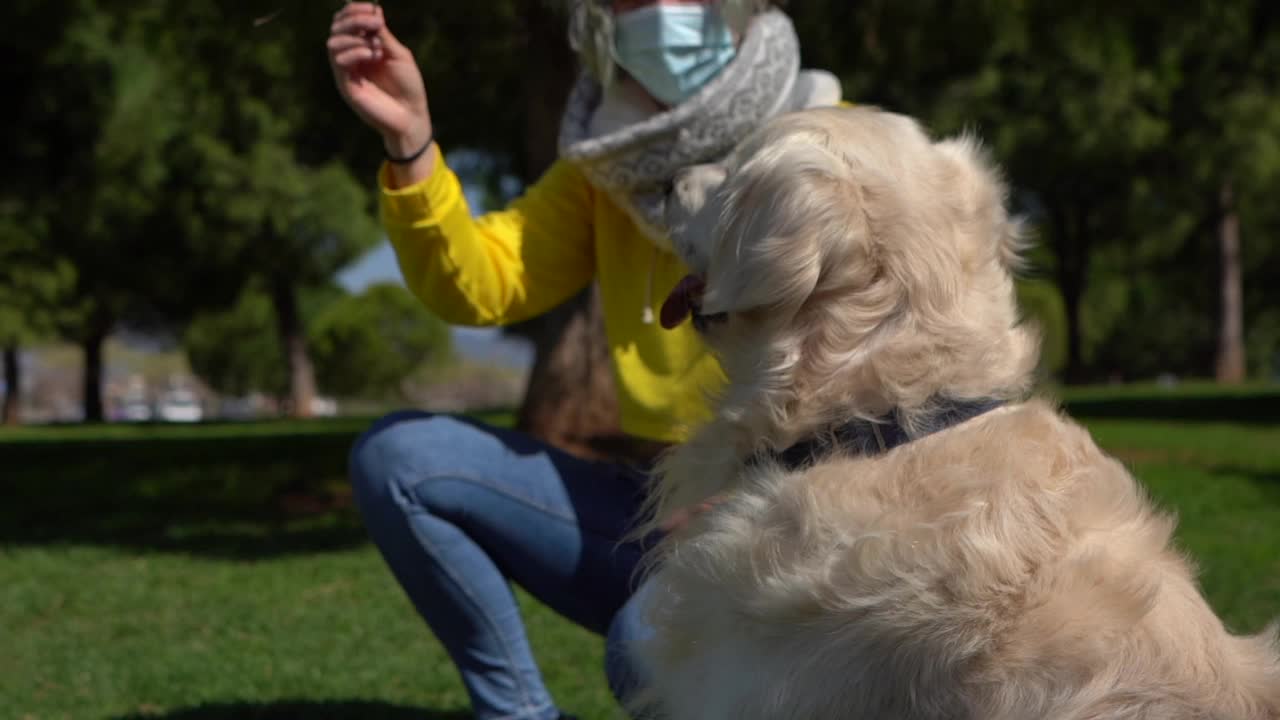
752, 398, 1005, 471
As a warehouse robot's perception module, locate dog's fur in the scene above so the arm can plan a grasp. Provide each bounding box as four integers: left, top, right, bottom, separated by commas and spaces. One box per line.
637, 106, 1280, 719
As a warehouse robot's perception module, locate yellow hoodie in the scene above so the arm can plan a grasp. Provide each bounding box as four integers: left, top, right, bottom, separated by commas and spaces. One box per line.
380, 144, 723, 443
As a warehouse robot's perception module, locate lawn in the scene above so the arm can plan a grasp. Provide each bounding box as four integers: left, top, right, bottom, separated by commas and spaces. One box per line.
3, 387, 1278, 719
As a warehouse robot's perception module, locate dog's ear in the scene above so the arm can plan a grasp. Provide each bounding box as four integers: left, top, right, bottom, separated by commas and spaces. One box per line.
699, 143, 860, 319
933, 135, 1026, 272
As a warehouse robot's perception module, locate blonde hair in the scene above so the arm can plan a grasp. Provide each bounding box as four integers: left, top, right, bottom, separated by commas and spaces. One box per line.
567, 0, 772, 87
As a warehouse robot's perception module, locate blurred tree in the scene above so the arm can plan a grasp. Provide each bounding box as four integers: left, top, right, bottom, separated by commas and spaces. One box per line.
0, 217, 78, 425
11, 0, 1275, 433
171, 139, 381, 416
1162, 1, 1280, 383
502, 0, 626, 461
401, 0, 619, 457
1015, 279, 1068, 380
185, 286, 289, 399
798, 0, 1199, 382
149, 2, 385, 416
3, 2, 214, 421
1068, 0, 1280, 382
186, 283, 446, 403
364, 0, 618, 456
311, 283, 452, 400
2, 1, 94, 422
969, 2, 1178, 382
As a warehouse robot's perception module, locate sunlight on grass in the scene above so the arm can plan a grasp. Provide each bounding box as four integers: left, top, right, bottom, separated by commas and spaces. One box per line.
2, 393, 1276, 718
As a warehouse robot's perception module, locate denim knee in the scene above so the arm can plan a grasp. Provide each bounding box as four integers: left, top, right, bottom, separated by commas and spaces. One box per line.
348, 409, 440, 510
605, 578, 658, 707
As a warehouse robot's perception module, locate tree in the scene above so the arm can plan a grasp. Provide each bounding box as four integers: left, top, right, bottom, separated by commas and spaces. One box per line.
1161, 1, 1280, 383
186, 283, 448, 403
1058, 0, 1280, 382
178, 141, 381, 416
146, 2, 388, 416
184, 286, 289, 400
415, 0, 623, 458
504, 0, 628, 460
965, 2, 1183, 382
0, 218, 77, 425
360, 0, 620, 456
793, 0, 1227, 383
311, 284, 452, 400
4, 2, 195, 420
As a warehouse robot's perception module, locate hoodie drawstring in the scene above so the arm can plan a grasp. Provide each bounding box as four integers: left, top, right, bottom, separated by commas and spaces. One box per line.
642, 244, 658, 325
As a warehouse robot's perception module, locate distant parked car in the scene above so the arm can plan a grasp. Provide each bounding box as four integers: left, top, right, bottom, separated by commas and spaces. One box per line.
311, 396, 339, 418
157, 390, 203, 423
119, 398, 153, 422
217, 396, 259, 421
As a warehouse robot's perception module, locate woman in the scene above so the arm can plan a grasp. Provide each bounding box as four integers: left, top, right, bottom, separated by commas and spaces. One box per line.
328, 1, 841, 717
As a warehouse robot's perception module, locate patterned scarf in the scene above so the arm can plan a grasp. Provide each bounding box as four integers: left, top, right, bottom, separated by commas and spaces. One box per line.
558, 10, 840, 253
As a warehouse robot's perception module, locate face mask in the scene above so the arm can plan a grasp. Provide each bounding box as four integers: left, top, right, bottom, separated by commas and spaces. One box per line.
613, 4, 737, 106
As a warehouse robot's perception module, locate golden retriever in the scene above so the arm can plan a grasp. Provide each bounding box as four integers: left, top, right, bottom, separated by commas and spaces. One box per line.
634, 106, 1280, 719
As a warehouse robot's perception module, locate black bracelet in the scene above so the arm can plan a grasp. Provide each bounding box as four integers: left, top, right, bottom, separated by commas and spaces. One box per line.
385, 130, 434, 164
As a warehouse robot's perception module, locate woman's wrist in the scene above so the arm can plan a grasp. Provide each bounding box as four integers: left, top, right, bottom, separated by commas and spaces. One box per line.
381, 124, 436, 189
382, 122, 433, 159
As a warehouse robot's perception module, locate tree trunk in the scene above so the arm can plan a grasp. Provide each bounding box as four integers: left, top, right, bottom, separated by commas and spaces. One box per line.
1214, 180, 1246, 383
516, 286, 631, 460
270, 277, 317, 418
82, 324, 108, 423
509, 0, 628, 460
518, 0, 576, 181
2, 345, 18, 425
1060, 275, 1085, 383
1052, 207, 1090, 384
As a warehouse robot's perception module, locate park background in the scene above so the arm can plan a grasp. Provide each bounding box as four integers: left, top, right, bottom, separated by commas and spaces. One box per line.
2, 1, 1278, 718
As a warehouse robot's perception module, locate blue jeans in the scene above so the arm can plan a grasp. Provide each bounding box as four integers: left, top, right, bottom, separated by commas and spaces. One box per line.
349, 411, 655, 719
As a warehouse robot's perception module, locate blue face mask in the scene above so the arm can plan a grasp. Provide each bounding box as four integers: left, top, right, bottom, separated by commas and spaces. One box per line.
613, 4, 737, 106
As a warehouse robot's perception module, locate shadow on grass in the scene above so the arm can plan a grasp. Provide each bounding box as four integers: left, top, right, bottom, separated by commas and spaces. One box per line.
1, 410, 522, 559
5, 396, 1275, 558
1, 431, 370, 559
108, 699, 469, 720
1062, 391, 1280, 424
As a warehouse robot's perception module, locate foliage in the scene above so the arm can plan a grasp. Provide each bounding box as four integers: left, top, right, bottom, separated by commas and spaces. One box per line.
1245, 309, 1280, 380
185, 283, 448, 401
3, 1, 391, 418
311, 284, 452, 400
1015, 279, 1067, 378
184, 286, 289, 398
0, 216, 78, 348
793, 0, 1280, 382
28, 4, 234, 329
6, 0, 1280, 419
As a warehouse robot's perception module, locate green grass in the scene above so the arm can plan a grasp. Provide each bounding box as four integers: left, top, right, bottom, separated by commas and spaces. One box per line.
3, 389, 1278, 719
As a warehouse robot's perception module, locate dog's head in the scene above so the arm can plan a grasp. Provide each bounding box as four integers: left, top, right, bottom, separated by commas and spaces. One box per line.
662, 106, 1038, 427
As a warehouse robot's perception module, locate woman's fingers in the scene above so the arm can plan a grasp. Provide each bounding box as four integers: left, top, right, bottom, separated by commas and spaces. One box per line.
333, 45, 380, 69
333, 2, 380, 22
371, 10, 410, 58
326, 34, 369, 55
332, 14, 384, 38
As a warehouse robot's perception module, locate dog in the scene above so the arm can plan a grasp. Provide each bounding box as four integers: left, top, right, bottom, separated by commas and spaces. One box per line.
633, 106, 1280, 719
